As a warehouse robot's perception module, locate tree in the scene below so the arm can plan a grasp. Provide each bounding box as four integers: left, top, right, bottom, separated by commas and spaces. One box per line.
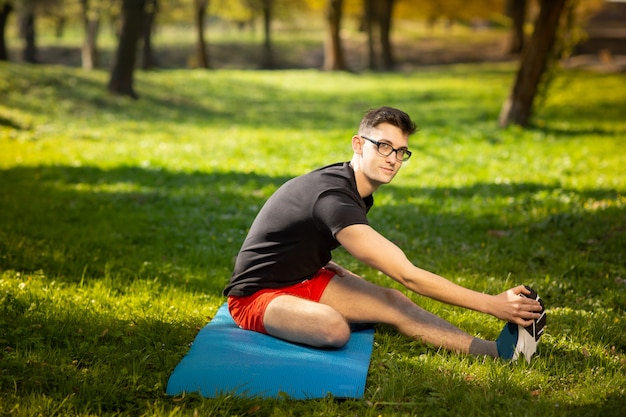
16, 0, 65, 64
378, 0, 395, 70
363, 0, 375, 69
208, 0, 271, 68
42, 0, 67, 39
362, 0, 395, 70
498, 0, 568, 127
507, 0, 526, 54
193, 0, 209, 68
0, 1, 13, 61
108, 0, 146, 98
323, 0, 347, 71
80, 0, 100, 69
259, 0, 273, 68
141, 0, 158, 69
20, 0, 36, 63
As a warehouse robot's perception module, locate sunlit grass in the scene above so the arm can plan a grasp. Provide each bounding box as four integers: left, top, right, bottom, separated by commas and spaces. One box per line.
1, 61, 625, 416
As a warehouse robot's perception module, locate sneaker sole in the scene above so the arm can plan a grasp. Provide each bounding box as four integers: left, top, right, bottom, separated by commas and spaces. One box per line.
520, 285, 546, 342
516, 285, 546, 362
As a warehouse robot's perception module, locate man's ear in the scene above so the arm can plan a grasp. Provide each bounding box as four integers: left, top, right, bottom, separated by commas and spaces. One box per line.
352, 135, 363, 155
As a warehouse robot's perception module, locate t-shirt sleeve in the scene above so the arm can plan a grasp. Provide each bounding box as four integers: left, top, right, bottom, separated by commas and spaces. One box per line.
312, 190, 369, 237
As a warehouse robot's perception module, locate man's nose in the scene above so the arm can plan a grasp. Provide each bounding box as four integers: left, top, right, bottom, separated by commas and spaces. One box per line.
385, 151, 398, 163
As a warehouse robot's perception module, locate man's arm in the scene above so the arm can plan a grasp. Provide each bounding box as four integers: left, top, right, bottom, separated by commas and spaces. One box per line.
336, 224, 542, 327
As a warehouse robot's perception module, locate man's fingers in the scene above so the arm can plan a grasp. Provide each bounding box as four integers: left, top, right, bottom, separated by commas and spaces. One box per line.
520, 299, 542, 314
516, 284, 532, 296
325, 261, 348, 277
519, 318, 535, 327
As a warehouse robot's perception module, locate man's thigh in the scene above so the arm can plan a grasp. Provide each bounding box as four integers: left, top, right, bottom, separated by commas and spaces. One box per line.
229, 269, 335, 334
263, 294, 350, 347
319, 272, 418, 325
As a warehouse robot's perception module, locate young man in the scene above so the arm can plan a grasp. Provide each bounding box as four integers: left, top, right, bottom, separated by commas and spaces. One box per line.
224, 106, 545, 362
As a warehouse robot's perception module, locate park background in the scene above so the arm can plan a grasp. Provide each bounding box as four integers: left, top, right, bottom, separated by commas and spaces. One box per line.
1, 0, 625, 416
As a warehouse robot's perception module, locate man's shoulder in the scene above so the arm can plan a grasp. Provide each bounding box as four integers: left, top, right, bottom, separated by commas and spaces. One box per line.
312, 161, 350, 173
308, 162, 352, 182
269, 162, 351, 202
271, 162, 359, 206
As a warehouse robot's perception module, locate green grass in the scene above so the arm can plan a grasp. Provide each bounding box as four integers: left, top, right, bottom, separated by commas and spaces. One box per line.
1, 61, 625, 416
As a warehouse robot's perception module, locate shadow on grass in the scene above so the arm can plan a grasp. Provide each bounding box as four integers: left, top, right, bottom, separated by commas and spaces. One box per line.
537, 93, 626, 132
378, 181, 625, 302
1, 64, 215, 129
1, 164, 624, 414
0, 114, 24, 130
0, 165, 291, 294
527, 123, 626, 138
1, 164, 623, 304
1, 62, 509, 133
367, 326, 625, 415
0, 285, 208, 413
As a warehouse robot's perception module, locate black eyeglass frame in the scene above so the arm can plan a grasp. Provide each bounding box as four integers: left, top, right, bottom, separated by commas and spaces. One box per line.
360, 135, 412, 162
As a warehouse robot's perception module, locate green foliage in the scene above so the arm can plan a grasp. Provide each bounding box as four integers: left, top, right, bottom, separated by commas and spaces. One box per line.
0, 61, 625, 416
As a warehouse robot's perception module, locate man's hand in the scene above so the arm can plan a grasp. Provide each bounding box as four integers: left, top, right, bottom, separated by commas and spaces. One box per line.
324, 260, 350, 277
492, 285, 543, 326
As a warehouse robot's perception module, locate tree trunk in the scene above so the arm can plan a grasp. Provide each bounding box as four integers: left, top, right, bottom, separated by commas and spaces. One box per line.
498, 0, 568, 128
82, 18, 100, 70
378, 0, 395, 70
55, 16, 65, 39
260, 0, 274, 69
107, 0, 146, 98
323, 0, 347, 71
0, 4, 13, 61
324, 0, 347, 71
363, 0, 376, 70
21, 9, 36, 63
194, 0, 209, 68
507, 0, 526, 54
81, 0, 100, 70
141, 0, 158, 70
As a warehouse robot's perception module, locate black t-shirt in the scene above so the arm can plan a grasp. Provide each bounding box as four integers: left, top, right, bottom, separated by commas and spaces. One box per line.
223, 162, 374, 297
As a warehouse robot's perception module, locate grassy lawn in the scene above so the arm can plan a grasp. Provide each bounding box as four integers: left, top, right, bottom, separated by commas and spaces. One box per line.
0, 61, 625, 416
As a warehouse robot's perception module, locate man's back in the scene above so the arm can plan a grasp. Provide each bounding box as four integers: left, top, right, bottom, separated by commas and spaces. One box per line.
224, 162, 372, 297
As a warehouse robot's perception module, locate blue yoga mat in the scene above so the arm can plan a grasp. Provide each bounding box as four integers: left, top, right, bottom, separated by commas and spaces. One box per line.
166, 303, 375, 399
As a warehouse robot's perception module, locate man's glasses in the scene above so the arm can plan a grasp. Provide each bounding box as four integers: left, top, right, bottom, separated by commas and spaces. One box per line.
361, 136, 412, 162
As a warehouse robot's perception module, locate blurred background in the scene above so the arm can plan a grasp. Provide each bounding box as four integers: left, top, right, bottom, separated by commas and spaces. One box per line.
1, 0, 624, 73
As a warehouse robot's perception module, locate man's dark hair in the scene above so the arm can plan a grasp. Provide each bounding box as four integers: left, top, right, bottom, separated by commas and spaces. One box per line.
358, 106, 417, 136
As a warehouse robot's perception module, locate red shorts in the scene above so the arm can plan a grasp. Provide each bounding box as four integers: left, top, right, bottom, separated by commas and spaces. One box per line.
227, 268, 335, 334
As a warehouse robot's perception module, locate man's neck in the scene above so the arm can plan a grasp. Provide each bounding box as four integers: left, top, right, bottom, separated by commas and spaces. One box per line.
349, 157, 379, 198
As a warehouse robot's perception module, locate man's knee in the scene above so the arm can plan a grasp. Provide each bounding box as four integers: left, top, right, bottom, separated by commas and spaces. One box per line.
318, 308, 351, 348
383, 287, 412, 305
264, 299, 350, 348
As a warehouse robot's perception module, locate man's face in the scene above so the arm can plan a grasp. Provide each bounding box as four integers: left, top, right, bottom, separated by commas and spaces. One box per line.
357, 123, 410, 186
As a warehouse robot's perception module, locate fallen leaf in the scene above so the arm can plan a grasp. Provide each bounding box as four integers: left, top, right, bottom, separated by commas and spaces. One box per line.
487, 230, 509, 238
246, 405, 261, 414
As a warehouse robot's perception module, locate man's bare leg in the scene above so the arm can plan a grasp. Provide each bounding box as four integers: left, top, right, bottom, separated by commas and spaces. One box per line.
264, 272, 497, 356
320, 272, 496, 355
263, 295, 351, 348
